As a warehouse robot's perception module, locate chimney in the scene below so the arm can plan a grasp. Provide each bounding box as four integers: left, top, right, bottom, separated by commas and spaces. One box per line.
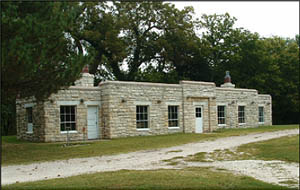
74, 65, 94, 87
82, 65, 89, 73
221, 71, 235, 88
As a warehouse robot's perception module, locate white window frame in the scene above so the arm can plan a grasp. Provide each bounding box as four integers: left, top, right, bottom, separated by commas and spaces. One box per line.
217, 105, 226, 127
238, 105, 246, 125
168, 105, 179, 128
136, 105, 149, 130
60, 105, 77, 133
26, 107, 33, 134
258, 106, 264, 124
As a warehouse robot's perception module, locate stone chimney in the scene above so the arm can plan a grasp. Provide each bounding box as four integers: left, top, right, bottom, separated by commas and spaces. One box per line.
74, 65, 94, 87
221, 71, 235, 88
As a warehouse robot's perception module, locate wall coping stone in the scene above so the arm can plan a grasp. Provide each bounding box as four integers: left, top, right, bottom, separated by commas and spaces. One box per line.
258, 94, 272, 97
66, 86, 101, 91
216, 87, 257, 93
180, 80, 216, 86
99, 80, 182, 88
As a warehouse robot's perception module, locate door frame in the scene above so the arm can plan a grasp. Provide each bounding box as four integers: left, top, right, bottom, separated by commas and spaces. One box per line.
195, 106, 203, 133
87, 106, 99, 139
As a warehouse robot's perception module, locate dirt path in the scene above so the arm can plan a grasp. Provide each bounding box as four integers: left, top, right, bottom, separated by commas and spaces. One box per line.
2, 129, 299, 187
180, 160, 299, 188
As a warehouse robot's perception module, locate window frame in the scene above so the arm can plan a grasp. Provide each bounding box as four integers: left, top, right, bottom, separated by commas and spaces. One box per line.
168, 105, 179, 128
258, 106, 264, 124
26, 107, 33, 133
60, 105, 77, 133
238, 106, 246, 124
217, 105, 226, 126
136, 105, 149, 130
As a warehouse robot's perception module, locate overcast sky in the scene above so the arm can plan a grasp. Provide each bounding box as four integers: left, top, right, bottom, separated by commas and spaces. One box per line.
170, 1, 299, 38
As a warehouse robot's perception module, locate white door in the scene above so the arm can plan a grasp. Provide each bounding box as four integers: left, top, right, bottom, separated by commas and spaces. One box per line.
87, 106, 99, 139
195, 107, 203, 133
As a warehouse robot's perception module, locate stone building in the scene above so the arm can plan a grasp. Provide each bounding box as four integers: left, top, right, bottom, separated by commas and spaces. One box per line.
16, 69, 272, 142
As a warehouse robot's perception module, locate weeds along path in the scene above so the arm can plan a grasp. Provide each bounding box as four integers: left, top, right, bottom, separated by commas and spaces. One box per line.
1, 129, 298, 186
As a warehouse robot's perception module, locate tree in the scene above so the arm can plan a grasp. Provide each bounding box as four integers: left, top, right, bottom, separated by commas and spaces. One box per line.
199, 13, 299, 124
67, 2, 127, 82
155, 27, 211, 82
72, 2, 200, 82
200, 13, 241, 83
260, 36, 299, 124
1, 2, 87, 135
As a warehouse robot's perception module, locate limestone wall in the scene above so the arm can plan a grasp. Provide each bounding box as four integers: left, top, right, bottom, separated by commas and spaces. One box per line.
257, 94, 272, 126
99, 81, 183, 138
16, 76, 273, 142
16, 97, 45, 142
180, 81, 217, 133
216, 87, 272, 128
43, 86, 101, 142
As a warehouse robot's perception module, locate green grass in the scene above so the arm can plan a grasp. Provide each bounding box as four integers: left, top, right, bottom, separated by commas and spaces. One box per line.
2, 124, 298, 166
187, 135, 299, 163
2, 167, 293, 190
188, 152, 214, 162
237, 134, 299, 162
213, 124, 298, 136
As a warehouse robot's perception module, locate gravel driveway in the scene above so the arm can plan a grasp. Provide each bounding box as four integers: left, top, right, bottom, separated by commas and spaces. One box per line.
2, 129, 299, 187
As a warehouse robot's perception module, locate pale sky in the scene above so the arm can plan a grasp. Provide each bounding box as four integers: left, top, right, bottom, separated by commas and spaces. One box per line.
170, 1, 299, 38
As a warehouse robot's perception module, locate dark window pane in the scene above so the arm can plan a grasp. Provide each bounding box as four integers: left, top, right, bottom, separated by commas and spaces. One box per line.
60, 124, 65, 131
66, 106, 70, 113
71, 106, 75, 114
66, 115, 70, 121
60, 106, 64, 114
195, 108, 202, 118
217, 106, 225, 125
259, 107, 264, 122
71, 123, 76, 130
170, 120, 178, 127
221, 118, 225, 124
238, 106, 245, 124
65, 123, 71, 131
60, 106, 76, 131
139, 113, 144, 120
172, 113, 177, 119
168, 106, 178, 127
26, 107, 33, 123
136, 106, 148, 128
144, 113, 148, 120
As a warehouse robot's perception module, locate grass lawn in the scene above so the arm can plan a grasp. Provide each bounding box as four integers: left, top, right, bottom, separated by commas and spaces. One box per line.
2, 124, 298, 166
2, 167, 293, 190
188, 134, 299, 163
238, 134, 299, 162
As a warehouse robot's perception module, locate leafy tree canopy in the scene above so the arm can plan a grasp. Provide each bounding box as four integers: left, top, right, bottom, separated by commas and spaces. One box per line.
2, 2, 87, 100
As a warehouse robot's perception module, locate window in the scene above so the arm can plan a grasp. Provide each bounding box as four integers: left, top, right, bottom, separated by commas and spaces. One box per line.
26, 107, 33, 133
60, 106, 76, 131
136, 106, 148, 129
217, 106, 226, 125
168, 106, 178, 127
259, 106, 264, 123
195, 107, 202, 118
238, 106, 245, 124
